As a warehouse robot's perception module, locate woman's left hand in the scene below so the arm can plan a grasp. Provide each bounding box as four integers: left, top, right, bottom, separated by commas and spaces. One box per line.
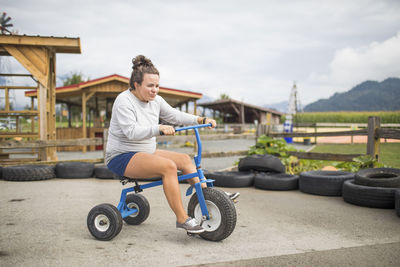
205, 118, 216, 128
198, 117, 216, 128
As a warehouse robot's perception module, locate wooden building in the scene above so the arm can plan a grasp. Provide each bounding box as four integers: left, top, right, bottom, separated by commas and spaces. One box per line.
199, 98, 282, 125
25, 74, 203, 151
0, 34, 81, 160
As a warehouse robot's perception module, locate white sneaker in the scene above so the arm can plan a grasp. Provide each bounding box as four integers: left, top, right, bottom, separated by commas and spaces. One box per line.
176, 217, 205, 234
225, 191, 240, 201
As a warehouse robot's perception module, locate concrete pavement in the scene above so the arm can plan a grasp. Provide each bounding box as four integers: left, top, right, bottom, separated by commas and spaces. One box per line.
1, 178, 399, 266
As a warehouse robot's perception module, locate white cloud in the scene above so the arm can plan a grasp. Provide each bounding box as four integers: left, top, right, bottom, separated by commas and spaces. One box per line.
330, 32, 400, 84
305, 31, 400, 103
2, 0, 400, 108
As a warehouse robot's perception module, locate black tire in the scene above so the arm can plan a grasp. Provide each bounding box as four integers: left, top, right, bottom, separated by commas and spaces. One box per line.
94, 165, 118, 179
56, 162, 94, 178
0, 166, 3, 179
342, 180, 396, 209
254, 172, 299, 190
3, 165, 55, 181
395, 190, 400, 217
299, 170, 354, 196
87, 203, 123, 241
123, 194, 150, 225
188, 188, 236, 241
238, 154, 285, 173
355, 168, 400, 188
205, 171, 254, 187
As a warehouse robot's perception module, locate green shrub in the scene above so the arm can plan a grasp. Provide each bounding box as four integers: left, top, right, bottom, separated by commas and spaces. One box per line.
248, 135, 386, 174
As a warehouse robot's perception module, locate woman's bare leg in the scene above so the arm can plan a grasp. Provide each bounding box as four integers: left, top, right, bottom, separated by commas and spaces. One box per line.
123, 152, 188, 223
154, 149, 206, 188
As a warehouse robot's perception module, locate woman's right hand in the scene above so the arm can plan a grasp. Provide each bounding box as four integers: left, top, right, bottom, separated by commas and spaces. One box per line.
159, 125, 175, 136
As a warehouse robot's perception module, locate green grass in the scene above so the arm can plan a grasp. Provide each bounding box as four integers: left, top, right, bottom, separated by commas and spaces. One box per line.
311, 143, 400, 168
293, 111, 400, 123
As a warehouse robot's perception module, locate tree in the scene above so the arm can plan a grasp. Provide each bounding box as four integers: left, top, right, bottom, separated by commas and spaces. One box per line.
219, 93, 230, 100
63, 72, 87, 86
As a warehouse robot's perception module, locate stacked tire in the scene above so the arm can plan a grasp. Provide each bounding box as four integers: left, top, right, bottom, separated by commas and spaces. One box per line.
56, 162, 94, 178
2, 165, 56, 181
1, 162, 97, 181
94, 165, 118, 179
205, 154, 299, 191
299, 170, 354, 196
242, 154, 299, 191
342, 168, 400, 211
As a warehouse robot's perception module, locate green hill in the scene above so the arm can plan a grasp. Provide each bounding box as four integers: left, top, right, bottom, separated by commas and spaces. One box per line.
304, 77, 400, 111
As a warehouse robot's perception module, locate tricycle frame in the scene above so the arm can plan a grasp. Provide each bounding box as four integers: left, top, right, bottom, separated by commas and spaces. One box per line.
116, 124, 215, 221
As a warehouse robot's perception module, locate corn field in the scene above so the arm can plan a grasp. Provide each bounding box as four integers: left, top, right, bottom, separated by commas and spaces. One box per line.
292, 111, 400, 124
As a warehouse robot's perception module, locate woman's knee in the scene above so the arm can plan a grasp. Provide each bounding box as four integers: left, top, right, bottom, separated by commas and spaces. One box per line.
180, 154, 193, 167
162, 159, 178, 175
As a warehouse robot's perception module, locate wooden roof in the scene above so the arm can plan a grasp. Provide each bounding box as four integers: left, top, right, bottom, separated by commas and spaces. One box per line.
25, 74, 202, 107
0, 34, 81, 55
199, 98, 283, 116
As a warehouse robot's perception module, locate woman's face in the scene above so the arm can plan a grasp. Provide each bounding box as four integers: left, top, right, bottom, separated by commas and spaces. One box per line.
134, 73, 160, 102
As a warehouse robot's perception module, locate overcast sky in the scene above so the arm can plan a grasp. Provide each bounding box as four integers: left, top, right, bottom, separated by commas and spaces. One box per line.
2, 0, 400, 107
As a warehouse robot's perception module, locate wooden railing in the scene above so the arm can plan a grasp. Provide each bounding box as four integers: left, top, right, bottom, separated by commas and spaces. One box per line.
0, 138, 103, 165
264, 117, 400, 162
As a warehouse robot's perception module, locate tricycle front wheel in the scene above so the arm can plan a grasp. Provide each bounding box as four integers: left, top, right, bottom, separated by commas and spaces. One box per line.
188, 188, 237, 241
123, 193, 150, 225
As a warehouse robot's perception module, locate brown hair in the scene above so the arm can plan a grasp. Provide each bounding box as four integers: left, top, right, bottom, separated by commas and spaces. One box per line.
129, 55, 159, 90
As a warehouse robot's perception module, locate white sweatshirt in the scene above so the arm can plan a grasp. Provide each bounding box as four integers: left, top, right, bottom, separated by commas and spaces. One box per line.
105, 89, 199, 164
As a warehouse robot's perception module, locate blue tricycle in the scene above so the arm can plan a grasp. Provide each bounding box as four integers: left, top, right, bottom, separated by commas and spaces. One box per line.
87, 124, 237, 241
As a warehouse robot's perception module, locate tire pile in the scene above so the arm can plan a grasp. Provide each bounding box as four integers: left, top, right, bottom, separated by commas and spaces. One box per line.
205, 154, 400, 218
0, 162, 119, 181
206, 154, 299, 190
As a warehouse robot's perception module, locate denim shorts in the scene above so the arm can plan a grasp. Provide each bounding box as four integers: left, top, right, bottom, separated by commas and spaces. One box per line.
107, 152, 138, 177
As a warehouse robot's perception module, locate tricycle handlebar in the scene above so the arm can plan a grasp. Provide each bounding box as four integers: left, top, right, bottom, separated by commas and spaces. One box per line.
175, 123, 212, 132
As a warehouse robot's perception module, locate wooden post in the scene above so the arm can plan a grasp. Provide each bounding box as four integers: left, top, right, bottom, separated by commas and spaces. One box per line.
240, 103, 245, 124
5, 87, 9, 111
314, 123, 317, 144
82, 92, 87, 153
367, 116, 380, 161
193, 100, 197, 115
31, 96, 35, 133
67, 104, 72, 128
38, 83, 47, 161
47, 51, 57, 160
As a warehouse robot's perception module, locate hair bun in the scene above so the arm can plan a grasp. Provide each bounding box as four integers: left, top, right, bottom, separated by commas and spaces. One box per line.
132, 55, 153, 69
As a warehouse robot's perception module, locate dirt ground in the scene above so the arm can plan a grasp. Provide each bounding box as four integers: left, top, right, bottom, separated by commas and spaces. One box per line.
1, 178, 399, 266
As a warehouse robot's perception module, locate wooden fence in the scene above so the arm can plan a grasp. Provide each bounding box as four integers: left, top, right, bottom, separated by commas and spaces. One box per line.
262, 116, 400, 162
0, 138, 104, 166
1, 116, 399, 166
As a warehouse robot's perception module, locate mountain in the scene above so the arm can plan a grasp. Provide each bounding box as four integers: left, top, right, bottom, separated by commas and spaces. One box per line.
264, 101, 288, 113
304, 77, 400, 112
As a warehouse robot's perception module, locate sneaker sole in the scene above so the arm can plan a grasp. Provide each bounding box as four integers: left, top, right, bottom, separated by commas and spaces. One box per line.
177, 227, 205, 234
230, 192, 240, 201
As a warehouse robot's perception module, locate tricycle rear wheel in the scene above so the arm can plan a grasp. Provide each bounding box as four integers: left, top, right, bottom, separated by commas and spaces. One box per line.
87, 203, 123, 241
188, 188, 236, 241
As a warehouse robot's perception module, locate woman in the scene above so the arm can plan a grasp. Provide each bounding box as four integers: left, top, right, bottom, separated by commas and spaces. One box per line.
106, 55, 238, 234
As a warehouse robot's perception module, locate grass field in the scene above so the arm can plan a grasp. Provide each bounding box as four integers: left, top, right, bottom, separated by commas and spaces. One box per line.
311, 143, 400, 168
293, 111, 400, 123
